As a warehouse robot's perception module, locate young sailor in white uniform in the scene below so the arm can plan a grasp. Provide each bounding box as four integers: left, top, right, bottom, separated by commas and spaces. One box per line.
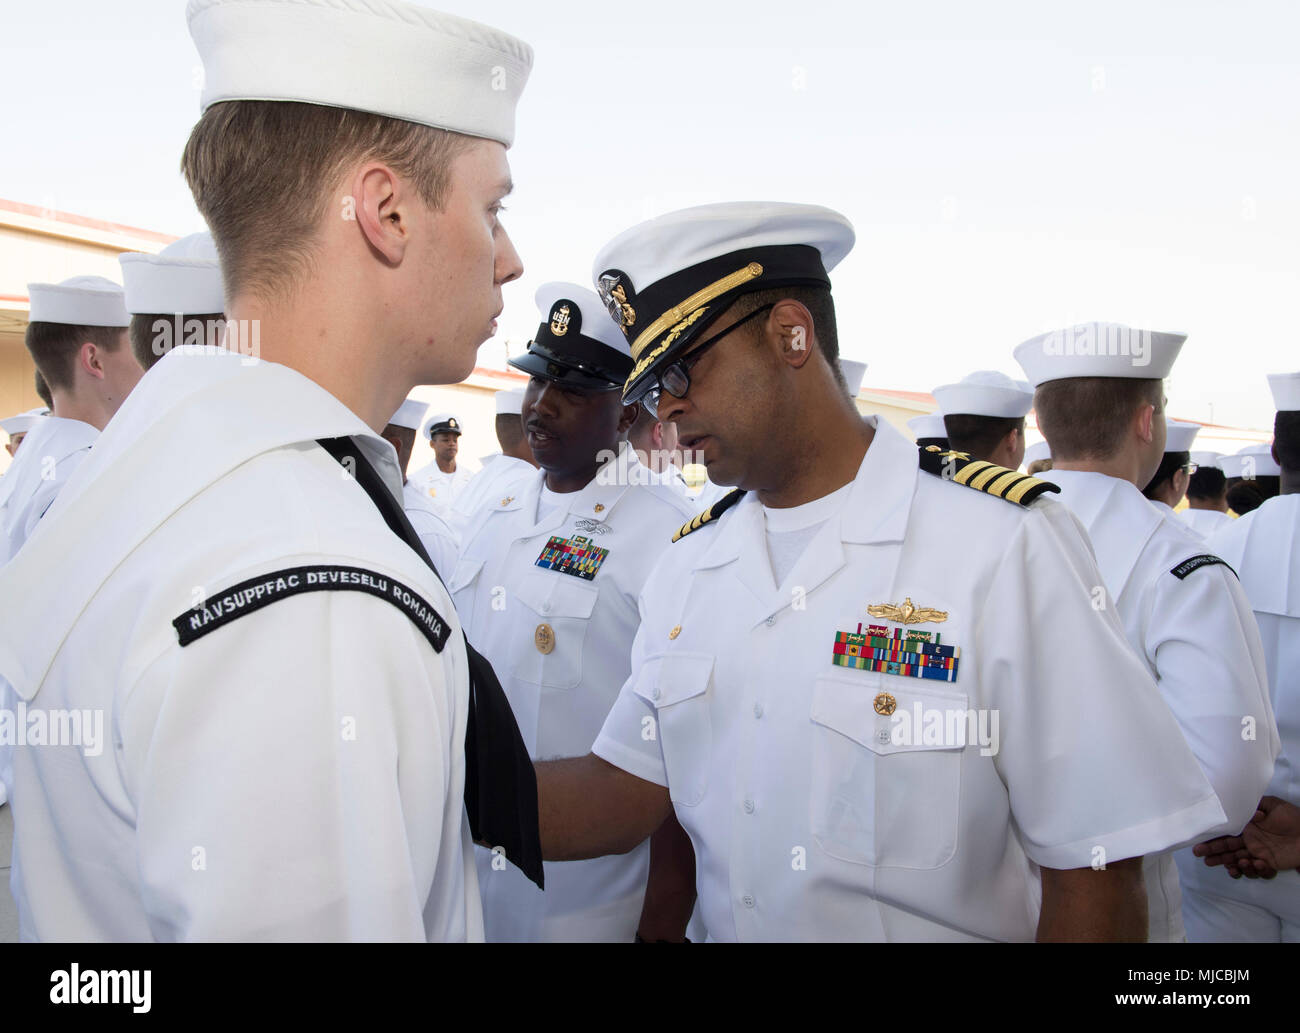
0, 0, 538, 941
409, 413, 475, 510
1016, 323, 1279, 941
446, 388, 538, 538
452, 283, 696, 941
1181, 451, 1233, 539
531, 204, 1229, 942
931, 370, 1033, 469
383, 396, 461, 579
1142, 419, 1200, 521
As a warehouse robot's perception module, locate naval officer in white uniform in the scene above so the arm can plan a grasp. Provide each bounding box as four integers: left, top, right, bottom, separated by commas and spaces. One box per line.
1016, 323, 1279, 941
1185, 371, 1300, 940
532, 203, 1230, 942
0, 277, 140, 564
452, 283, 696, 941
0, 0, 539, 941
409, 413, 475, 510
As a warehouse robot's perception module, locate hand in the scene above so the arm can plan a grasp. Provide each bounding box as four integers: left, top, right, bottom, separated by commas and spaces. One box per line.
1193, 831, 1261, 879
1241, 796, 1300, 874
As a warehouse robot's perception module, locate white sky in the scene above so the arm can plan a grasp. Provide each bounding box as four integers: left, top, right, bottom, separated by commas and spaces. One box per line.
3, 0, 1296, 429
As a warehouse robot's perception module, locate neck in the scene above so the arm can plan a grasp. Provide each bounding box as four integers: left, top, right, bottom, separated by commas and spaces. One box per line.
226, 287, 409, 433
49, 390, 108, 432
1281, 470, 1300, 495
1188, 497, 1228, 512
756, 394, 873, 508
436, 456, 456, 474
1052, 450, 1146, 488
544, 442, 617, 494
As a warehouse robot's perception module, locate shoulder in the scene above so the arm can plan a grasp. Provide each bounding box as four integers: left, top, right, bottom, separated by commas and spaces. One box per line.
670, 487, 747, 544
624, 476, 698, 522
916, 445, 1059, 509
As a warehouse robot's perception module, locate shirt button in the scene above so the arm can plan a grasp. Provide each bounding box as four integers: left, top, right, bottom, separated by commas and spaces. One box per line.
764, 616, 775, 627
742, 894, 755, 909
752, 703, 764, 718
743, 798, 755, 814
651, 687, 661, 701
541, 601, 552, 614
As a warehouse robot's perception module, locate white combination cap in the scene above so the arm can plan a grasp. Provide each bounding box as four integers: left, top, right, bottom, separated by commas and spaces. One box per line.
188, 0, 534, 147
838, 358, 867, 398
27, 276, 129, 327
388, 396, 428, 431
932, 370, 1033, 418
495, 388, 524, 415
422, 412, 462, 439
1190, 450, 1223, 470
1014, 322, 1186, 386
907, 412, 948, 440
1164, 419, 1201, 453
1267, 371, 1300, 412
508, 282, 634, 391
119, 232, 224, 315
592, 202, 855, 403
1023, 440, 1051, 468
1233, 442, 1281, 477
1, 407, 48, 438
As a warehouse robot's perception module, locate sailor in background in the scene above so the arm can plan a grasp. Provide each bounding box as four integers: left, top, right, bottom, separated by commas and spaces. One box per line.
1224, 444, 1282, 516
119, 231, 225, 372
906, 410, 949, 451
1186, 371, 1300, 941
1016, 322, 1279, 941
931, 370, 1033, 469
1181, 452, 1233, 539
383, 396, 460, 578
410, 412, 475, 510
452, 282, 696, 942
1022, 439, 1052, 475
532, 203, 1228, 942
0, 277, 141, 564
448, 388, 539, 539
1141, 419, 1201, 520
1, 409, 48, 460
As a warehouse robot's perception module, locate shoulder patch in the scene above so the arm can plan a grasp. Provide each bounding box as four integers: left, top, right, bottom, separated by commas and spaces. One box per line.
918, 445, 1059, 507
1170, 554, 1237, 581
673, 488, 746, 543
172, 564, 450, 652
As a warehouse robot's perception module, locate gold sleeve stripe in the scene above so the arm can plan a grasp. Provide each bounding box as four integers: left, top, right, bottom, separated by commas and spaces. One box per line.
986, 470, 1025, 498
967, 464, 1010, 491
1003, 475, 1044, 505
630, 262, 765, 362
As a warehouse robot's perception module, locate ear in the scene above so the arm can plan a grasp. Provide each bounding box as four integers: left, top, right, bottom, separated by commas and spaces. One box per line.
381, 431, 403, 453
80, 339, 107, 381
1135, 403, 1156, 444
617, 403, 639, 435
350, 162, 409, 265
771, 299, 816, 369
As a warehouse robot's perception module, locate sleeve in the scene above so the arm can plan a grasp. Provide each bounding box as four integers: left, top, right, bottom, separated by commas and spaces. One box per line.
1144, 559, 1280, 834
119, 585, 462, 942
591, 591, 670, 788
979, 500, 1227, 870
408, 506, 462, 584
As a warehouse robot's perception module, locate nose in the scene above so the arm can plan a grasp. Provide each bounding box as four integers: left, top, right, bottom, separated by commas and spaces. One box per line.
532, 381, 559, 417
656, 388, 687, 424
495, 226, 524, 286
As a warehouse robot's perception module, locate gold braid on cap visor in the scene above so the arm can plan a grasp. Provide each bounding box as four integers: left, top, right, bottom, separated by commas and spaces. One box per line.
624, 262, 765, 392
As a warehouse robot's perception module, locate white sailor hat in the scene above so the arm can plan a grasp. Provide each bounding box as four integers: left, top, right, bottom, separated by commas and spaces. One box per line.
932, 370, 1034, 418
509, 282, 633, 391
1267, 371, 1300, 412
1233, 442, 1281, 477
1190, 450, 1223, 470
592, 202, 856, 404
388, 396, 428, 431
907, 412, 949, 441
1, 407, 48, 439
119, 232, 224, 315
1014, 322, 1186, 386
495, 388, 525, 415
27, 275, 129, 327
1164, 419, 1201, 453
1023, 440, 1051, 468
422, 412, 462, 439
188, 0, 533, 147
838, 358, 867, 398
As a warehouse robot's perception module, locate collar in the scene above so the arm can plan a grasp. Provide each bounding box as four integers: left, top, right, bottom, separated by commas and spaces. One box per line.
0, 345, 395, 700
0, 416, 99, 509
1046, 469, 1164, 599
494, 442, 639, 532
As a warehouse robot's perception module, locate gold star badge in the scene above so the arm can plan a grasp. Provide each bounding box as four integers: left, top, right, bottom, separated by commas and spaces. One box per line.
873, 692, 897, 716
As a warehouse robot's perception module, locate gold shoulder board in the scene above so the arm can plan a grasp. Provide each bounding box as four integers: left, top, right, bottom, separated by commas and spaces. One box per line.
917, 445, 1059, 507
672, 488, 747, 542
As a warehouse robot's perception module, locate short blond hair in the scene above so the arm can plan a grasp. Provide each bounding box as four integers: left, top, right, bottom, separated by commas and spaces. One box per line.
181, 101, 475, 301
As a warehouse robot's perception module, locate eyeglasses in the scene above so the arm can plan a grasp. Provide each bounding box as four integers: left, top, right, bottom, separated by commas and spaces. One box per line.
1180, 462, 1199, 475
637, 303, 775, 416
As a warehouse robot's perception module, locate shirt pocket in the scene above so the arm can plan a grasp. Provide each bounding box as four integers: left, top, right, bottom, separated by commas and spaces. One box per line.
509, 566, 599, 690
809, 673, 966, 870
632, 653, 714, 807
448, 556, 484, 597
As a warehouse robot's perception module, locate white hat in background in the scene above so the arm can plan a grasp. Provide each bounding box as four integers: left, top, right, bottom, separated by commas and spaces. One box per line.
1190, 450, 1223, 470
591, 202, 855, 403
1164, 419, 1201, 453
388, 397, 428, 431
495, 388, 525, 415
1267, 371, 1300, 412
27, 276, 129, 327
1022, 440, 1051, 468
1014, 322, 1186, 386
932, 370, 1033, 418
188, 0, 533, 147
119, 232, 224, 314
508, 282, 633, 391
1234, 442, 1281, 477
1, 407, 49, 439
907, 412, 949, 440
838, 358, 867, 398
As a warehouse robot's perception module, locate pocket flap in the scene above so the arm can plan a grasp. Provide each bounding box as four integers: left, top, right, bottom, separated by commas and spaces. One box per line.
632, 652, 714, 708
447, 556, 484, 594
811, 674, 969, 755
511, 566, 599, 619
